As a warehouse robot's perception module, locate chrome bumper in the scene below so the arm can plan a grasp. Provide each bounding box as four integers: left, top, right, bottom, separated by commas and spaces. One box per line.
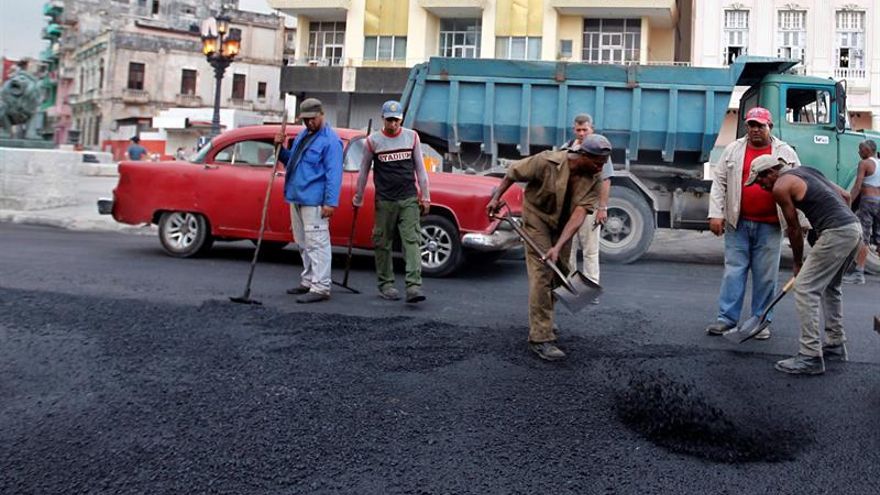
97, 198, 113, 215
461, 230, 521, 252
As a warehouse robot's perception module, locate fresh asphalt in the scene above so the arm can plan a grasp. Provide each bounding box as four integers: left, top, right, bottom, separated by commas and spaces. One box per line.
1, 223, 879, 494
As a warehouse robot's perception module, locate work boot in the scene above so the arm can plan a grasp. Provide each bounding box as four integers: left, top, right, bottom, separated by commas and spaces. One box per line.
705, 321, 734, 336
405, 286, 426, 303
752, 326, 771, 340
296, 291, 330, 304
822, 342, 848, 362
529, 342, 566, 361
378, 286, 401, 301
286, 285, 310, 295
843, 270, 866, 285
774, 354, 825, 375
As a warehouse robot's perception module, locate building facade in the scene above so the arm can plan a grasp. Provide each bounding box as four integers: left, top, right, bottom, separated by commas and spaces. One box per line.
269, 0, 687, 129
692, 0, 878, 136
51, 0, 286, 155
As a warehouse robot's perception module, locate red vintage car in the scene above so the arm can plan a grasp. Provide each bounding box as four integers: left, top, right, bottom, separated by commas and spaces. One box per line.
99, 125, 523, 277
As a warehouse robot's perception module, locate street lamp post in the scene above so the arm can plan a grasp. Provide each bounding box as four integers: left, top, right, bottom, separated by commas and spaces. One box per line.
201, 10, 241, 138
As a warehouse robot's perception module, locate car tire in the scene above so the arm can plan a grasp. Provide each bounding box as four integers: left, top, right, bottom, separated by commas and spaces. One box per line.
420, 214, 464, 277
600, 186, 655, 264
158, 211, 213, 258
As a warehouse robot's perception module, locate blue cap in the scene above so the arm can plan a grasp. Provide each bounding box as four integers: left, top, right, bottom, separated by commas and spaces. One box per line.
575, 134, 612, 156
382, 100, 403, 120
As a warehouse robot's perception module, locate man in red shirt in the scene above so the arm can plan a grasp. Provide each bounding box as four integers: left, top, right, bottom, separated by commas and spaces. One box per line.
705, 107, 802, 339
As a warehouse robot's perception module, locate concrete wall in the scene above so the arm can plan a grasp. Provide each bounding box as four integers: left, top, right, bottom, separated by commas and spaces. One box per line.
0, 148, 81, 210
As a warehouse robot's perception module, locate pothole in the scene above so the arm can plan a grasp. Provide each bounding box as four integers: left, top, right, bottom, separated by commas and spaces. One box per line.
615, 370, 810, 463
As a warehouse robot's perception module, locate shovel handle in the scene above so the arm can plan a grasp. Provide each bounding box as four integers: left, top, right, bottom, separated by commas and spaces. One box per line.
492, 210, 576, 292
759, 276, 796, 321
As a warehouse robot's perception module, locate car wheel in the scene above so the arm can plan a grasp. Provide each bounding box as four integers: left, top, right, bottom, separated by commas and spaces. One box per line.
158, 211, 213, 258
420, 214, 464, 277
600, 186, 655, 264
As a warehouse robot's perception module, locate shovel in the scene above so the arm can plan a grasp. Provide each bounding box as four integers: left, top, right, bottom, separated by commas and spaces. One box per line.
722, 277, 796, 343
494, 210, 601, 314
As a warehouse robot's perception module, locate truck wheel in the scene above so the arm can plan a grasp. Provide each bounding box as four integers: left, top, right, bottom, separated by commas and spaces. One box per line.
601, 186, 655, 264
420, 214, 464, 277
158, 211, 214, 258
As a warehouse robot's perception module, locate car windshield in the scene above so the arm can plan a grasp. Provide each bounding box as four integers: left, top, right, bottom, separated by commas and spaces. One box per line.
344, 137, 365, 172
191, 142, 212, 164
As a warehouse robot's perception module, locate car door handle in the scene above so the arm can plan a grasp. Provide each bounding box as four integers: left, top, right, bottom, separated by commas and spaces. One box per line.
204, 164, 219, 170
275, 171, 285, 177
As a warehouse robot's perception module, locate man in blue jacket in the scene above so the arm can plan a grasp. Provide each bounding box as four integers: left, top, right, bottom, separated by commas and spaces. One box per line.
275, 98, 343, 303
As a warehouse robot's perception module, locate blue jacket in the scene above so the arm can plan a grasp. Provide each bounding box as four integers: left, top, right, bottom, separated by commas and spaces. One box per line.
279, 124, 343, 206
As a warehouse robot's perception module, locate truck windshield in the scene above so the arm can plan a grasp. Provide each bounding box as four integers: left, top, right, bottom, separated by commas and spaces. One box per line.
785, 89, 831, 125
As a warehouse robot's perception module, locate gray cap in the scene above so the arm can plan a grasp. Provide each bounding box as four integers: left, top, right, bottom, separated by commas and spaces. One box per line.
299, 98, 324, 118
574, 134, 612, 156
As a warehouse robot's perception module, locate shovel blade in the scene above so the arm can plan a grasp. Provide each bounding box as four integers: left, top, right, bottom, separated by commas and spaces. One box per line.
552, 271, 602, 314
721, 316, 764, 343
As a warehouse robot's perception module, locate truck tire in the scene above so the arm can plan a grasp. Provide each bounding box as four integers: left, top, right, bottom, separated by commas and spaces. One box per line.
420, 214, 464, 277
600, 186, 655, 264
158, 211, 214, 258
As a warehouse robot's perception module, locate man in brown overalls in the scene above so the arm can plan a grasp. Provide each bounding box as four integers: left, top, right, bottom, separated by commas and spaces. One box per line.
486, 134, 612, 361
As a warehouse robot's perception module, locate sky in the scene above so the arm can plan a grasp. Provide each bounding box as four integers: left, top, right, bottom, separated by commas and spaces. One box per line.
0, 0, 274, 61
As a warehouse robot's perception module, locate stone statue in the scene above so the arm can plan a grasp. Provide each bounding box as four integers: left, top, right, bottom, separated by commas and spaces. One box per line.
0, 66, 43, 140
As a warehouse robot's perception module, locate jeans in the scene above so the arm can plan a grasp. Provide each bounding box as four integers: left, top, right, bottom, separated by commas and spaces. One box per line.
290, 204, 332, 294
716, 219, 782, 326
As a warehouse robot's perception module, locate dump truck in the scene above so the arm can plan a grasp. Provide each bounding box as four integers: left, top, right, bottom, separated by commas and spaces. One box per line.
400, 57, 880, 272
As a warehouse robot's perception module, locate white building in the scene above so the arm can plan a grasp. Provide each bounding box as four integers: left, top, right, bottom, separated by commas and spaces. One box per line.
692, 0, 879, 139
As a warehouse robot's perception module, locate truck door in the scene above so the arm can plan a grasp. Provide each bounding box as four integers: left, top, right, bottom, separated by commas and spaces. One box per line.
777, 85, 838, 181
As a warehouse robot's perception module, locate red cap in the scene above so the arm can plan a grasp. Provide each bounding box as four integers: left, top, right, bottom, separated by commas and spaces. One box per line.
744, 106, 773, 125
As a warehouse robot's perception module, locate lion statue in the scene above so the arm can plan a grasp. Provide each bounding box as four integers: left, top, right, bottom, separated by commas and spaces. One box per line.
0, 68, 43, 139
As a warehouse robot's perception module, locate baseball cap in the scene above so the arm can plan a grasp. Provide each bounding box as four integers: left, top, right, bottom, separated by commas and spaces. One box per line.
382, 100, 403, 120
574, 134, 613, 157
744, 106, 773, 126
299, 98, 324, 118
744, 155, 789, 186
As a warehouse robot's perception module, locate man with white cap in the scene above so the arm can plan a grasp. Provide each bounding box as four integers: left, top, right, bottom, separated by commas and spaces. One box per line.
706, 107, 801, 339
485, 135, 611, 361
353, 100, 431, 303
747, 158, 860, 375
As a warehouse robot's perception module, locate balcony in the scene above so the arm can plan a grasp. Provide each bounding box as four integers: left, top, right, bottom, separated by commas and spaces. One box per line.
834, 68, 866, 80
550, 0, 678, 28
287, 57, 345, 67
227, 98, 255, 111
267, 0, 350, 21
122, 89, 150, 104
418, 0, 483, 18
43, 1, 63, 19
175, 94, 203, 107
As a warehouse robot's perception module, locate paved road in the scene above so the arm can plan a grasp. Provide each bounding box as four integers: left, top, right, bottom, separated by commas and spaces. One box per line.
2, 224, 879, 494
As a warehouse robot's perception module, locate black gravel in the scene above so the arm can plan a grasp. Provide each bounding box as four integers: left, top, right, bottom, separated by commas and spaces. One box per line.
2, 286, 880, 494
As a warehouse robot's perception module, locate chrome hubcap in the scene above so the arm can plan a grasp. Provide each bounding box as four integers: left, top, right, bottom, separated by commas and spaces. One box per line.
421, 225, 452, 268
602, 208, 632, 245
164, 212, 199, 250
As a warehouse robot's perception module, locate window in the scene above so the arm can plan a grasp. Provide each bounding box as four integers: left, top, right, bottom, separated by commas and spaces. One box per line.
495, 37, 541, 60
151, 0, 159, 15
364, 36, 406, 62
835, 10, 865, 77
180, 69, 196, 95
307, 21, 345, 65
439, 18, 481, 58
98, 60, 104, 89
257, 82, 266, 99
127, 62, 145, 90
723, 10, 749, 65
582, 19, 641, 64
785, 88, 830, 125
213, 140, 276, 166
231, 73, 245, 100
777, 10, 806, 62
285, 31, 296, 52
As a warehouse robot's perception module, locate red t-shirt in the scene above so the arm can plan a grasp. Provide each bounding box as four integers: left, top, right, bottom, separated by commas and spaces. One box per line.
741, 144, 778, 223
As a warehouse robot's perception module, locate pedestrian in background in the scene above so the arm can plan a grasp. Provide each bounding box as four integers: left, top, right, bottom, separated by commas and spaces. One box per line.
564, 113, 613, 303
748, 157, 861, 375
486, 135, 610, 361
126, 136, 147, 161
275, 98, 343, 303
705, 107, 801, 340
843, 139, 880, 285
353, 100, 430, 303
